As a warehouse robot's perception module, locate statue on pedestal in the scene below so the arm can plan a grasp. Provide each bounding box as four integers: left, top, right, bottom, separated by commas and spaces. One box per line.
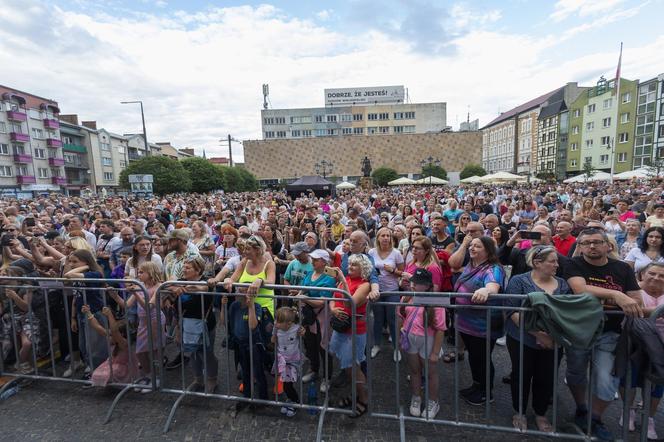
361, 156, 372, 177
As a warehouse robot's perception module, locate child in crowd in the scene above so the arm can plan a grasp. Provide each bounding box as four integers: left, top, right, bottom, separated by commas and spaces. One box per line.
399, 268, 446, 419
271, 306, 305, 417
220, 291, 267, 414
88, 306, 138, 387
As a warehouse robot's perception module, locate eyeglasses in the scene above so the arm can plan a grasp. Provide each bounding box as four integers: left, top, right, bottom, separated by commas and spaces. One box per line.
578, 240, 606, 247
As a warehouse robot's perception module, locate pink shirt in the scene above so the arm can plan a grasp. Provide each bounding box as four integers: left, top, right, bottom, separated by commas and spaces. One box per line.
619, 211, 637, 222
405, 262, 443, 290
642, 290, 664, 334
400, 304, 447, 337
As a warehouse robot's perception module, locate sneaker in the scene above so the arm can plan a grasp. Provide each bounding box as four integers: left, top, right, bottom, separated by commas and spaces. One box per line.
370, 345, 381, 358
319, 380, 330, 393
84, 366, 91, 375
409, 395, 422, 417
496, 336, 506, 346
463, 389, 494, 406
460, 383, 479, 398
393, 349, 402, 363
301, 371, 316, 383
387, 334, 392, 343
619, 408, 636, 432
648, 416, 658, 440
165, 353, 189, 370
574, 410, 589, 433
591, 419, 614, 441
424, 400, 439, 419
63, 361, 83, 378
133, 377, 150, 393
141, 378, 160, 394
281, 406, 296, 417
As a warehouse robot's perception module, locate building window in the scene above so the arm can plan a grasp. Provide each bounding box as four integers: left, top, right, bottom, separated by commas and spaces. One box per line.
302, 129, 312, 137
291, 130, 301, 137
34, 148, 46, 159
101, 142, 111, 151
13, 144, 25, 155
102, 157, 112, 166
290, 116, 312, 124
264, 131, 275, 138
0, 144, 9, 155
0, 165, 11, 177
573, 109, 580, 118
276, 131, 287, 138
603, 98, 612, 109
394, 112, 404, 120
586, 122, 594, 131
342, 127, 352, 135
340, 114, 352, 122
548, 132, 555, 141
0, 122, 5, 133
405, 111, 415, 119
599, 154, 609, 165
31, 128, 44, 139
601, 136, 610, 146
352, 114, 363, 121
353, 127, 364, 135
587, 104, 596, 113
275, 117, 285, 124
263, 117, 274, 125
117, 146, 125, 154
326, 129, 337, 136
618, 152, 627, 162
572, 126, 579, 134
16, 165, 29, 176
393, 126, 403, 133
570, 159, 577, 167
621, 113, 630, 124
619, 132, 629, 143
584, 156, 592, 165
103, 172, 114, 181
326, 115, 337, 123
62, 136, 72, 144
622, 92, 631, 103
314, 115, 324, 123
403, 125, 416, 133
378, 113, 389, 120
315, 129, 326, 137
37, 168, 49, 178
378, 126, 389, 134
602, 117, 611, 128
660, 126, 664, 138
570, 142, 578, 151
367, 127, 378, 134
585, 139, 593, 148
119, 160, 127, 168
367, 113, 378, 121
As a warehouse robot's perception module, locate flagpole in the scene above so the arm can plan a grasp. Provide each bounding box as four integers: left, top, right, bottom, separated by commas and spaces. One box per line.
609, 42, 623, 185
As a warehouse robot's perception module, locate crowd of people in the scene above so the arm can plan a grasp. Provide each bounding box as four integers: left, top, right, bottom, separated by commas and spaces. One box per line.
1, 178, 664, 441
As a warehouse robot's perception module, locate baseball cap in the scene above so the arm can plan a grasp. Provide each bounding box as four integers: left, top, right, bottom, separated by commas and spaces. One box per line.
410, 268, 433, 286
309, 249, 330, 262
291, 241, 309, 256
168, 229, 190, 242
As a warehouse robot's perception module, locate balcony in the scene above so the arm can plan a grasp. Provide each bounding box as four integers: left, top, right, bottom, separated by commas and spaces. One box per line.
13, 154, 32, 163
128, 152, 143, 161
66, 178, 90, 186
10, 132, 30, 143
6, 110, 27, 122
46, 138, 63, 148
63, 143, 87, 153
48, 157, 65, 166
51, 176, 67, 185
16, 175, 36, 184
64, 160, 89, 169
43, 119, 60, 130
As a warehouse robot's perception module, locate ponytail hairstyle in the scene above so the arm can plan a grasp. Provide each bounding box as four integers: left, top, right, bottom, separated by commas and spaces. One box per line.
275, 305, 300, 325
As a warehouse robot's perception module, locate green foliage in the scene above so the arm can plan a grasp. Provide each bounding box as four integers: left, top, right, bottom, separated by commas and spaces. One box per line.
220, 166, 258, 192
460, 164, 487, 180
181, 157, 225, 193
371, 167, 399, 186
421, 164, 447, 180
535, 171, 555, 181
582, 161, 595, 179
119, 156, 192, 195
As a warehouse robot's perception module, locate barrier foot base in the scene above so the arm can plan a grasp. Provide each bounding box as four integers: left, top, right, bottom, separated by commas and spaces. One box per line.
164, 390, 189, 433
104, 384, 133, 424
316, 394, 329, 442
399, 407, 406, 442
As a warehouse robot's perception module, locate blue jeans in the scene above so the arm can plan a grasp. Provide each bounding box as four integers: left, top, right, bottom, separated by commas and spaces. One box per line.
566, 331, 620, 402
372, 295, 398, 347
77, 312, 109, 370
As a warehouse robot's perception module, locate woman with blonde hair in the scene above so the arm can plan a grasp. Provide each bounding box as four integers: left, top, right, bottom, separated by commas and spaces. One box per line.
191, 220, 216, 278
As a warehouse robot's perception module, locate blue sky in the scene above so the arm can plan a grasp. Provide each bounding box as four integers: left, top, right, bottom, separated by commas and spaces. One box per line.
1, 0, 663, 161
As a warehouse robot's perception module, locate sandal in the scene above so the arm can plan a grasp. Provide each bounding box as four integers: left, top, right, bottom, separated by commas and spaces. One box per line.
349, 400, 368, 418
337, 396, 353, 408
512, 414, 528, 432
535, 416, 553, 433
443, 351, 465, 363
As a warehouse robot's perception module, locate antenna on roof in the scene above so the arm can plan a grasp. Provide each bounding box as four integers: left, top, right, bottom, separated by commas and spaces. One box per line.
262, 84, 269, 110
405, 88, 410, 104
467, 105, 471, 124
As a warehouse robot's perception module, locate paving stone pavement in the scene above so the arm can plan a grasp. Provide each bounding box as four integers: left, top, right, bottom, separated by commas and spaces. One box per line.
0, 337, 661, 441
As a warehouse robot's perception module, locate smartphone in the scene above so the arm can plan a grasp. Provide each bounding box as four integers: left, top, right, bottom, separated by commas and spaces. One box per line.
324, 266, 338, 278
520, 231, 542, 240
457, 233, 466, 243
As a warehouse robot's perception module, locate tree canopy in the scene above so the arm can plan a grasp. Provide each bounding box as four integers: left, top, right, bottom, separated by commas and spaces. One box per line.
421, 164, 447, 180
181, 157, 225, 193
460, 164, 487, 180
371, 167, 399, 186
119, 156, 192, 195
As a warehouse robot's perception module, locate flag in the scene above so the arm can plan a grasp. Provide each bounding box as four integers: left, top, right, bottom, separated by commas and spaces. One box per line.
614, 42, 623, 92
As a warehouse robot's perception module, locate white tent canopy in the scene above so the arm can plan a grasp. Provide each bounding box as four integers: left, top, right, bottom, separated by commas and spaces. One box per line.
460, 175, 483, 183
563, 171, 612, 183
388, 177, 416, 186
415, 176, 448, 185
335, 181, 356, 189
613, 168, 661, 180
477, 171, 527, 183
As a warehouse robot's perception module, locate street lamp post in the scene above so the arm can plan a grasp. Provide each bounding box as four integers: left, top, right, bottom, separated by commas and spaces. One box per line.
314, 160, 334, 178
120, 101, 149, 156
219, 135, 242, 167
420, 155, 441, 185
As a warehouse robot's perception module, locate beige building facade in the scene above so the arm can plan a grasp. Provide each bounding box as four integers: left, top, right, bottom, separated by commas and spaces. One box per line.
244, 132, 481, 183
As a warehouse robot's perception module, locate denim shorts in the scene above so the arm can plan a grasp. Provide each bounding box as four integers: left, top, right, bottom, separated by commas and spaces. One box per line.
329, 331, 366, 369
619, 361, 664, 398
566, 331, 620, 402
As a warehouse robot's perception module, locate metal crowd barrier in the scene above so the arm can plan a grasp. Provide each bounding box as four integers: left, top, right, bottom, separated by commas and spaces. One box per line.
2, 277, 663, 442
366, 291, 664, 442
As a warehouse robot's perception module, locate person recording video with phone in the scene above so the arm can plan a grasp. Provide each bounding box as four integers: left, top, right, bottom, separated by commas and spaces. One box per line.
499, 225, 568, 277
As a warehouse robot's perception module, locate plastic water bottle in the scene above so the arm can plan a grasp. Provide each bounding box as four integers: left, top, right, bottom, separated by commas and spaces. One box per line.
0, 385, 19, 401
307, 382, 318, 415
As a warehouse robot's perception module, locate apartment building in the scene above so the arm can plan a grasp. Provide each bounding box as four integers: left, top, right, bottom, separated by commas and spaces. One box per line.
633, 74, 664, 169
0, 86, 66, 197
261, 86, 447, 140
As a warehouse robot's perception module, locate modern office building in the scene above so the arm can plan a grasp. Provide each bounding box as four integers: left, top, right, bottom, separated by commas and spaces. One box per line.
260, 85, 447, 140
633, 74, 664, 169
0, 85, 66, 197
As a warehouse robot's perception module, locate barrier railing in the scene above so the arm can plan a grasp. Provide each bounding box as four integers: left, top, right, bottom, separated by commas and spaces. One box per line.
2, 277, 662, 442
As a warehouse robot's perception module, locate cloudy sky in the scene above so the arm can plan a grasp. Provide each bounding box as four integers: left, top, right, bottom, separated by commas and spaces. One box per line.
1, 0, 663, 162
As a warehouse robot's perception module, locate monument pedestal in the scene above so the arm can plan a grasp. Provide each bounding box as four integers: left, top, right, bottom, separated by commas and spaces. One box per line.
359, 176, 374, 190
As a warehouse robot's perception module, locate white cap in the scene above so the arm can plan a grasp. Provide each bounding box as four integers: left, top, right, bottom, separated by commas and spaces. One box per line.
308, 249, 330, 263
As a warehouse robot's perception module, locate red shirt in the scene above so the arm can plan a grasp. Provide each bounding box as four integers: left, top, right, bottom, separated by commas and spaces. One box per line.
552, 234, 576, 257
334, 276, 368, 334
619, 210, 636, 222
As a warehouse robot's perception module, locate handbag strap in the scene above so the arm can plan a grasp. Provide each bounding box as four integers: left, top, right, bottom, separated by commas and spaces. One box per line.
403, 305, 420, 335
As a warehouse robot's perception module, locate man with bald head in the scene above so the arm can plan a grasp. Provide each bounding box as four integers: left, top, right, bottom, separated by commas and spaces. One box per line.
553, 221, 576, 256
501, 225, 568, 277
482, 214, 499, 235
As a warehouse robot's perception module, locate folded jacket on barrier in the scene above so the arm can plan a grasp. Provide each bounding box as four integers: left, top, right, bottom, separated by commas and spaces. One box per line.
614, 316, 664, 386
523, 292, 604, 349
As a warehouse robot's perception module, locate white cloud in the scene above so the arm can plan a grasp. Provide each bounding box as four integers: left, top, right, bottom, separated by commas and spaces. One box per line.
550, 0, 625, 21
0, 0, 659, 163
316, 9, 332, 20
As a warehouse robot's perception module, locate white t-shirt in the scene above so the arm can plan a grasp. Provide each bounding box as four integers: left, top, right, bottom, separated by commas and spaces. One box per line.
368, 248, 404, 292
125, 253, 164, 279
625, 248, 664, 274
